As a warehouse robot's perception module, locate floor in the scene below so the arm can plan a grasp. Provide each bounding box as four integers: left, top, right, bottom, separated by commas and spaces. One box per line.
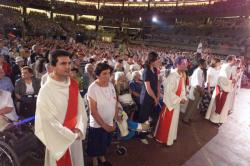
22, 88, 250, 166
184, 88, 250, 166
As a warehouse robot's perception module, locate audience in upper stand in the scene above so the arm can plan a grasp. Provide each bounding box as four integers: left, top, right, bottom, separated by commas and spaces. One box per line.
0, 1, 249, 165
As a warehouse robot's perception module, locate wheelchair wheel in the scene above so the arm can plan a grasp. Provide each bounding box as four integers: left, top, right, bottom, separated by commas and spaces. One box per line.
0, 140, 20, 166
115, 145, 127, 156
29, 140, 45, 161
29, 148, 44, 161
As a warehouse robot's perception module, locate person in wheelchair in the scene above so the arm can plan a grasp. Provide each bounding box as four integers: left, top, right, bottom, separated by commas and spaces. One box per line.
15, 66, 41, 118
0, 89, 18, 131
116, 103, 150, 140
114, 71, 137, 120
129, 71, 143, 120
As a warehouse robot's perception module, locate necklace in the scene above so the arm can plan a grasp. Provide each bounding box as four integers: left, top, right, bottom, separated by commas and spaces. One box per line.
100, 85, 114, 100
95, 80, 116, 100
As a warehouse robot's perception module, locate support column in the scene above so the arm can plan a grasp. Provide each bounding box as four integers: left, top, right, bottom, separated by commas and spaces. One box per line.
22, 6, 27, 23
95, 0, 101, 31
74, 14, 78, 24
50, 0, 55, 20
120, 0, 125, 32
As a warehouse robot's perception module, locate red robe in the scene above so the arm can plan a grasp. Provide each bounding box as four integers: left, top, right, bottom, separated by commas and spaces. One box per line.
155, 76, 183, 144
215, 75, 232, 114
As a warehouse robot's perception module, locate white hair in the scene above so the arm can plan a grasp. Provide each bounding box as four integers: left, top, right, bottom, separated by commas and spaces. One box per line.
132, 71, 140, 80
114, 71, 125, 81
31, 45, 36, 52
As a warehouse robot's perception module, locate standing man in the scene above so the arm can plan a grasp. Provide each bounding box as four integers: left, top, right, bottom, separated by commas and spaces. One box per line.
205, 55, 236, 124
183, 59, 206, 124
35, 49, 88, 166
155, 56, 188, 146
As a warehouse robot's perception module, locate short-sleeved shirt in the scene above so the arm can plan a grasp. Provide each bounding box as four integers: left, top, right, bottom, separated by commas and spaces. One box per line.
129, 80, 142, 95
87, 81, 117, 128
140, 67, 158, 102
190, 67, 204, 88
0, 90, 18, 121
0, 76, 14, 92
129, 80, 142, 104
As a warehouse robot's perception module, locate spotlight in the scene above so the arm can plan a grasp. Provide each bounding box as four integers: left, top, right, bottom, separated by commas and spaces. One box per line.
152, 16, 158, 23
139, 17, 142, 21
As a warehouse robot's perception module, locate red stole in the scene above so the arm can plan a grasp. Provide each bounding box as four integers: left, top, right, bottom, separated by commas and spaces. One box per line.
215, 75, 232, 114
57, 79, 79, 166
155, 76, 183, 143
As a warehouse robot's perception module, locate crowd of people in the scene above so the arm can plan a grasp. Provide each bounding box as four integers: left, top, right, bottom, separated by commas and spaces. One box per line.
0, 29, 249, 166
27, 12, 66, 37
0, 2, 249, 52
145, 17, 249, 50
0, 6, 24, 32
1, 0, 250, 18
0, 1, 249, 166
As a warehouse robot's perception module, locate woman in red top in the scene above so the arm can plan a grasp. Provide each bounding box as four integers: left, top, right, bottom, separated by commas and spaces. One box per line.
0, 55, 11, 76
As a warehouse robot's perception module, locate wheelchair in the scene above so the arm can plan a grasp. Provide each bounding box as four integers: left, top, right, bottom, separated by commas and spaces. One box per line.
18, 94, 37, 118
0, 117, 44, 166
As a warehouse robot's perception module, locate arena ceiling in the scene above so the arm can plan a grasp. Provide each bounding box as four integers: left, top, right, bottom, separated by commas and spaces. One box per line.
79, 0, 222, 2
63, 0, 226, 6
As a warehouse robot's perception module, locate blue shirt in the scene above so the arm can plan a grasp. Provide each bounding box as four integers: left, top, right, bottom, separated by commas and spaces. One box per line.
129, 79, 142, 104
0, 76, 14, 92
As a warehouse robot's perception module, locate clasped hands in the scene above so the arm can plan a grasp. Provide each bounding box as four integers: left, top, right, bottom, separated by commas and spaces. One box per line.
72, 128, 83, 140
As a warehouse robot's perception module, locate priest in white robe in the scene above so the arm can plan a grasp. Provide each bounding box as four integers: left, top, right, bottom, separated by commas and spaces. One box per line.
205, 55, 236, 124
35, 49, 88, 166
154, 56, 188, 146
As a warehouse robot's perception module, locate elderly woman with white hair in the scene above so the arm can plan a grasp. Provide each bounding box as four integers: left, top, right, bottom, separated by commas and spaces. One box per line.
129, 71, 143, 117
126, 64, 140, 81
114, 71, 137, 119
82, 63, 95, 96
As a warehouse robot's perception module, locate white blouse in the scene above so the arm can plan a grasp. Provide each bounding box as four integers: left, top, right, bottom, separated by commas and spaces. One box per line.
26, 82, 34, 94
87, 82, 117, 128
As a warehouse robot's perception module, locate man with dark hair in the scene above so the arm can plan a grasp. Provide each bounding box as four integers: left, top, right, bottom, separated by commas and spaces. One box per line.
35, 49, 88, 166
183, 59, 207, 124
49, 49, 71, 66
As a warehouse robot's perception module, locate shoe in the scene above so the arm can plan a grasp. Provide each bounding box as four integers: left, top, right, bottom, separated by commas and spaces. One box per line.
141, 123, 150, 131
140, 139, 149, 145
147, 134, 154, 139
136, 123, 150, 132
